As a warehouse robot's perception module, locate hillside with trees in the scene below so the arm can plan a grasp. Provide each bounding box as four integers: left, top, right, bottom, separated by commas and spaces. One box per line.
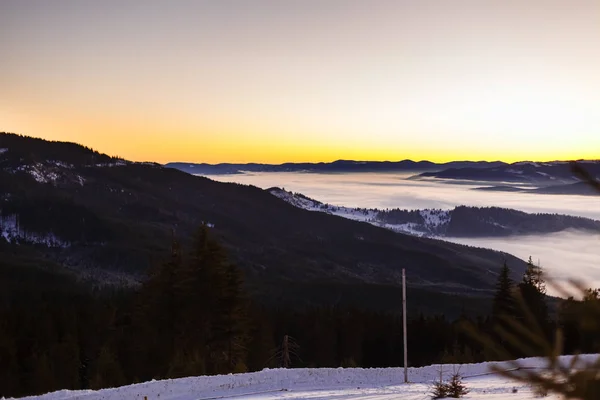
0, 132, 527, 306
1, 226, 596, 398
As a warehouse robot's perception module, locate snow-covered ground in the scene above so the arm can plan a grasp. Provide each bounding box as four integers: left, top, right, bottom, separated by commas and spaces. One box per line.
17, 355, 599, 400
0, 214, 69, 247
269, 188, 379, 223
269, 188, 450, 237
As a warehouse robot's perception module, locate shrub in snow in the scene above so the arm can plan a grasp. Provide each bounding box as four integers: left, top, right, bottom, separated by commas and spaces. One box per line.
446, 373, 469, 398
430, 373, 469, 399
430, 380, 449, 399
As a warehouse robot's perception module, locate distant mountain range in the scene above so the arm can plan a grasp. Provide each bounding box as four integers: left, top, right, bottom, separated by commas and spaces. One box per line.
165, 160, 506, 175
269, 188, 600, 237
418, 161, 600, 195
166, 159, 600, 196
473, 181, 600, 196
0, 132, 529, 314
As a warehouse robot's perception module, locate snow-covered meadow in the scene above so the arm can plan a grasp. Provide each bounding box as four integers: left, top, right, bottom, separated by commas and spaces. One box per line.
16, 355, 599, 400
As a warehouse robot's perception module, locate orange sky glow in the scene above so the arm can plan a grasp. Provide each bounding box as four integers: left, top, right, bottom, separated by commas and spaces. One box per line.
1, 0, 599, 163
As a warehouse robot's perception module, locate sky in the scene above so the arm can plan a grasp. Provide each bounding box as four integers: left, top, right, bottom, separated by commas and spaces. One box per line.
1, 0, 599, 163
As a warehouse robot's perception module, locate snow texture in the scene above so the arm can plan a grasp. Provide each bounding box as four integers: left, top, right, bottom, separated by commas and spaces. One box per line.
16, 355, 597, 400
269, 188, 449, 237
0, 213, 69, 247
93, 160, 128, 167
419, 209, 451, 229
49, 161, 74, 169
270, 188, 378, 223
15, 163, 61, 183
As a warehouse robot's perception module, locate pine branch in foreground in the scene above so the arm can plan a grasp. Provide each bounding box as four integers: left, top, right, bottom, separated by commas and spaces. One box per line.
463, 279, 600, 400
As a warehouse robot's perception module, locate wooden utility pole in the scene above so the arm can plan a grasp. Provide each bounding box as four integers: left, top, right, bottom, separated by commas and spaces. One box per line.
402, 268, 408, 383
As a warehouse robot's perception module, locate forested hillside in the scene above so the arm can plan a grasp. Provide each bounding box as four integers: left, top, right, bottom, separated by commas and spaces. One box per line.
270, 188, 600, 237
0, 132, 526, 301
1, 227, 596, 398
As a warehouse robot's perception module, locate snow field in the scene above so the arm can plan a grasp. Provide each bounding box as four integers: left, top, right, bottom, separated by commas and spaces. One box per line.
269, 188, 452, 237
15, 355, 598, 400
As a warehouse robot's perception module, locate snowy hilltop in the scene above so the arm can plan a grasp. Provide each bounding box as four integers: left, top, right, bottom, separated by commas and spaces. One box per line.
268, 187, 600, 238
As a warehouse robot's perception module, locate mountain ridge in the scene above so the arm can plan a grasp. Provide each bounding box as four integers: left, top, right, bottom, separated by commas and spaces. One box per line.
166, 159, 507, 175
418, 161, 600, 186
268, 188, 600, 237
0, 132, 527, 307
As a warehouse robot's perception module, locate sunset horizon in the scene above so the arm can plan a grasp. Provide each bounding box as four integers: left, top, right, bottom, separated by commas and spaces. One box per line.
2, 0, 599, 164
1, 2, 600, 395
4, 130, 600, 165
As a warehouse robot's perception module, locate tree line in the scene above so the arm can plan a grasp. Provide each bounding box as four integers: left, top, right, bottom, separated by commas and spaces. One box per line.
0, 226, 598, 397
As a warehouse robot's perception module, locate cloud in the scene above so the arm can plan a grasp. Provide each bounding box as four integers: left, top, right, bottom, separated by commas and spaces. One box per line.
445, 230, 600, 295
210, 172, 600, 219
208, 171, 600, 296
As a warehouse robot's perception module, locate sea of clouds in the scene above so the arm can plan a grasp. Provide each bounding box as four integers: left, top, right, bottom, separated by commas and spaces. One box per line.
204, 171, 600, 292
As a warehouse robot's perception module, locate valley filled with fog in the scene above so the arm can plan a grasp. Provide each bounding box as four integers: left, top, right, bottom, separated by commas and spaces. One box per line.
204, 171, 600, 291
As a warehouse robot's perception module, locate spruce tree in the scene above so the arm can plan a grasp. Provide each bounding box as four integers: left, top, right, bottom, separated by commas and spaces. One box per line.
89, 345, 126, 389
31, 353, 54, 395
49, 335, 80, 390
492, 262, 514, 321
518, 256, 548, 331
176, 224, 224, 375
210, 262, 250, 374
0, 320, 19, 397
173, 224, 251, 375
134, 234, 185, 379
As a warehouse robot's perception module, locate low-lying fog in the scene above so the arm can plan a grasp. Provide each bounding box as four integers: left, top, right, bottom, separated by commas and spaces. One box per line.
203, 172, 600, 291
447, 231, 600, 295
206, 172, 600, 219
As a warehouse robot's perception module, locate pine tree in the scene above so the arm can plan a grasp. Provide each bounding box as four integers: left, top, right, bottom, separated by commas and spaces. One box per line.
210, 262, 250, 374
492, 262, 515, 321
134, 234, 185, 379
49, 334, 80, 390
31, 353, 54, 395
89, 345, 126, 389
0, 319, 19, 397
176, 224, 224, 375
246, 310, 277, 371
172, 224, 251, 375
461, 164, 600, 400
518, 257, 548, 334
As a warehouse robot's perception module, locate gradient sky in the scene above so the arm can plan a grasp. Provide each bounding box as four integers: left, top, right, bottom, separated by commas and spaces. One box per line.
1, 0, 599, 163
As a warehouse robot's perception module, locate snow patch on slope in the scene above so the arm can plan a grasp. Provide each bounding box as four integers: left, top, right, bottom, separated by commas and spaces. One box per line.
93, 160, 127, 168
269, 188, 378, 223
269, 188, 449, 237
13, 163, 61, 183
419, 209, 451, 229
0, 214, 70, 247
506, 168, 524, 175
6, 160, 88, 186
381, 222, 425, 236
49, 160, 74, 169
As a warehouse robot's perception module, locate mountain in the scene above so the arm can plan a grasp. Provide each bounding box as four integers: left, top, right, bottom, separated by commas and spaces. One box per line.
474, 181, 600, 196
269, 188, 600, 237
166, 160, 506, 175
417, 160, 600, 186
0, 133, 528, 313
